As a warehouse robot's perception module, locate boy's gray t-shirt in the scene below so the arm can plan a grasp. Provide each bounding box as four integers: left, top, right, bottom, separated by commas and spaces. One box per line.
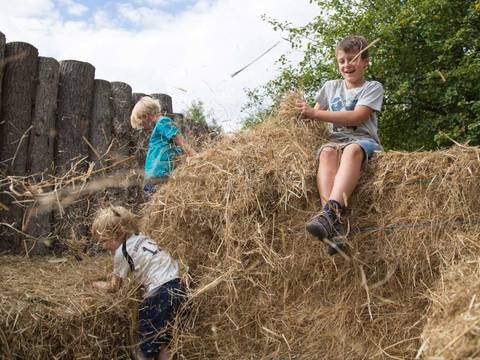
315, 79, 384, 145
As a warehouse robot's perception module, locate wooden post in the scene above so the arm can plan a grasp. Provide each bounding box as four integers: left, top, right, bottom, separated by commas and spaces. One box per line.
130, 93, 150, 170
170, 113, 189, 138
55, 60, 95, 243
29, 57, 59, 174
132, 92, 147, 105
129, 92, 151, 207
88, 79, 113, 212
0, 42, 38, 175
90, 79, 112, 163
56, 60, 95, 168
112, 82, 133, 161
150, 93, 173, 114
0, 32, 6, 250
0, 31, 5, 130
110, 82, 139, 207
0, 42, 38, 253
25, 57, 59, 255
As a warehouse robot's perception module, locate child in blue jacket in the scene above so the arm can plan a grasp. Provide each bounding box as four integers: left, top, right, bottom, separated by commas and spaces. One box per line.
131, 96, 196, 195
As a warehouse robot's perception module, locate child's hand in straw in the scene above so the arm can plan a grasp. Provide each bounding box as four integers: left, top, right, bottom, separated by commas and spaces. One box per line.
295, 100, 315, 119
92, 281, 111, 291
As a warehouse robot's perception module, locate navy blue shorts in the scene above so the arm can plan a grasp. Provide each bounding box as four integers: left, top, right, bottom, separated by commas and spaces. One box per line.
138, 278, 186, 357
143, 182, 158, 195
143, 176, 169, 198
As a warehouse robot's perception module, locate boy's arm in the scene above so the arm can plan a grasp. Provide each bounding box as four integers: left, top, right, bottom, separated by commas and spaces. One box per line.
313, 103, 327, 111
92, 274, 123, 292
297, 101, 373, 126
172, 133, 197, 156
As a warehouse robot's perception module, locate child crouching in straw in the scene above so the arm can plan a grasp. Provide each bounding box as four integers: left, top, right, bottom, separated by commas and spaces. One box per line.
92, 205, 185, 360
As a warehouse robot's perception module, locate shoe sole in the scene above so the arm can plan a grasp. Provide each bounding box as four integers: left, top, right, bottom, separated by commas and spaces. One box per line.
327, 240, 350, 256
305, 222, 329, 241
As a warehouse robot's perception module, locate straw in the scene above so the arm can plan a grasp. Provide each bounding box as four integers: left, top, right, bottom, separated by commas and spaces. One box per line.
2, 91, 480, 359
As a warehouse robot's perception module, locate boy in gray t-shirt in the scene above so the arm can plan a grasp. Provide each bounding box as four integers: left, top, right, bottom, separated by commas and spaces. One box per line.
296, 35, 384, 255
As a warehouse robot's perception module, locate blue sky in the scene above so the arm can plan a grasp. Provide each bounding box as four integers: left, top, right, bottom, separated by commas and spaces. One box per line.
56, 0, 199, 26
0, 0, 318, 131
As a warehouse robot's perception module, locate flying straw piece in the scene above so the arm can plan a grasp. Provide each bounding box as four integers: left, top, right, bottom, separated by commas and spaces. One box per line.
436, 70, 446, 82
0, 52, 27, 67
350, 38, 381, 63
231, 41, 281, 78
174, 86, 188, 93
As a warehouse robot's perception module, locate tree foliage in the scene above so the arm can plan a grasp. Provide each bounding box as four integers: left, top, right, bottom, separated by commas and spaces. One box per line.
185, 100, 222, 135
246, 0, 480, 150
242, 107, 274, 129
185, 100, 209, 126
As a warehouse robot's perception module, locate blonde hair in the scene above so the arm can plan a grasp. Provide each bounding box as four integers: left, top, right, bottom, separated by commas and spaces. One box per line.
336, 35, 370, 59
130, 96, 161, 129
91, 205, 139, 241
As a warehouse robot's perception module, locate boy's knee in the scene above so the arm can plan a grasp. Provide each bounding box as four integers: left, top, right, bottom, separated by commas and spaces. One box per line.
342, 143, 364, 161
319, 146, 338, 161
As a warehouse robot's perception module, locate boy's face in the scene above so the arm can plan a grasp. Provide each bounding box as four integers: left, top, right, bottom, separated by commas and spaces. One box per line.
336, 49, 369, 86
96, 231, 122, 253
102, 238, 120, 252
142, 112, 160, 129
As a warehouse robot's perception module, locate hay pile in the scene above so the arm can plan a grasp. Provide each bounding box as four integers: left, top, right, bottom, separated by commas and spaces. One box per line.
1, 92, 480, 359
142, 93, 480, 358
0, 256, 140, 359
420, 260, 480, 358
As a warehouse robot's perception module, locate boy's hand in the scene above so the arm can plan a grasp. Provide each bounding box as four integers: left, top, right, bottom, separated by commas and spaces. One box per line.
92, 281, 111, 291
296, 100, 316, 119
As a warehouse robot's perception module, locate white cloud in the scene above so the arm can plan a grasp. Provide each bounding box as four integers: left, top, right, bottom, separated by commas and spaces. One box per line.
116, 3, 173, 27
0, 0, 55, 17
57, 0, 89, 16
133, 0, 169, 6
93, 10, 119, 29
0, 0, 317, 131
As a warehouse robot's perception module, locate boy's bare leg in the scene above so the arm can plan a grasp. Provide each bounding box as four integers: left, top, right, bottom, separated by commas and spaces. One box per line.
158, 348, 169, 360
328, 144, 364, 206
137, 353, 153, 360
317, 147, 340, 206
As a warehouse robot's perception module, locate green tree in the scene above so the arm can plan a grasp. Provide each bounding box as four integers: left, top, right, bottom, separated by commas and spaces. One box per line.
185, 100, 208, 126
242, 107, 274, 129
185, 100, 222, 135
246, 0, 480, 150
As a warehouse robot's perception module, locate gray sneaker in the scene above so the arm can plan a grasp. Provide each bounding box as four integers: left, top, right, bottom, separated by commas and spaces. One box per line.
305, 211, 336, 241
326, 221, 349, 256
326, 238, 350, 256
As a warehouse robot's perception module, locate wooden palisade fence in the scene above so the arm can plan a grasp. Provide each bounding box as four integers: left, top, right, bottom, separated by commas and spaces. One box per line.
0, 30, 196, 255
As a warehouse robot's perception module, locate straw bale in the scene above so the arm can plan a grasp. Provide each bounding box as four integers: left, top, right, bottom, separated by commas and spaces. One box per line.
140, 92, 480, 359
0, 256, 141, 359
419, 260, 480, 359
2, 92, 480, 359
